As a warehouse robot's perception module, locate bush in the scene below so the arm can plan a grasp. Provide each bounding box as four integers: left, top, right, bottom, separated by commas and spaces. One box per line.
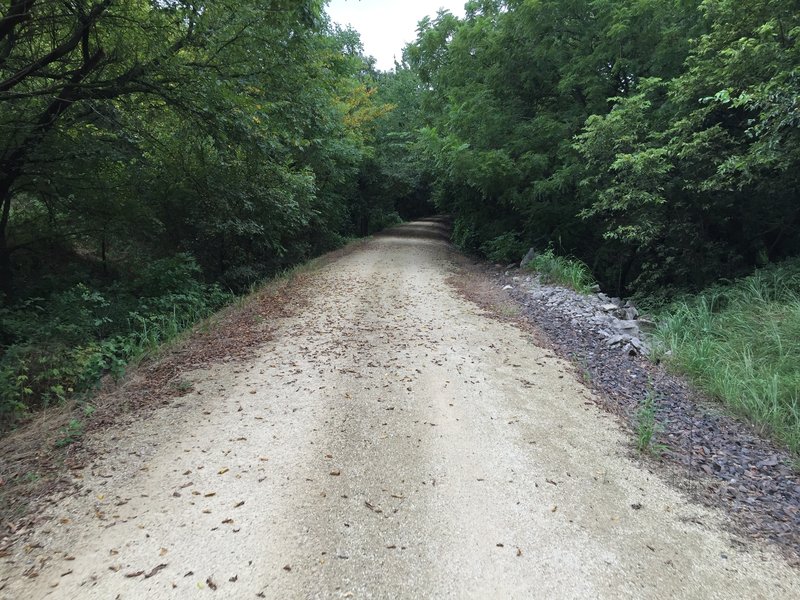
0, 255, 232, 428
368, 210, 403, 233
481, 232, 527, 263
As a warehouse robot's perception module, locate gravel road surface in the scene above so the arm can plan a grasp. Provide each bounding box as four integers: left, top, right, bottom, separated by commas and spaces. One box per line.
2, 219, 798, 599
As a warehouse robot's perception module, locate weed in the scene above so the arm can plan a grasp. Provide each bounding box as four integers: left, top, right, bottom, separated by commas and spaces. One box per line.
578, 359, 593, 385
497, 304, 521, 318
54, 419, 84, 448
525, 249, 596, 294
22, 471, 41, 484
635, 389, 665, 454
173, 379, 194, 393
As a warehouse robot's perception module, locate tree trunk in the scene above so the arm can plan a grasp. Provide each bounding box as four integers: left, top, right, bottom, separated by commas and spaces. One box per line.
0, 165, 19, 303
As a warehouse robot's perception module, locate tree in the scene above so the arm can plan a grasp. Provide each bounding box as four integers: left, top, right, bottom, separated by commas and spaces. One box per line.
0, 0, 323, 300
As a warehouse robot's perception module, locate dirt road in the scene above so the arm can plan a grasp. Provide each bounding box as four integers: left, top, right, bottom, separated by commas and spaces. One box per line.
2, 219, 798, 599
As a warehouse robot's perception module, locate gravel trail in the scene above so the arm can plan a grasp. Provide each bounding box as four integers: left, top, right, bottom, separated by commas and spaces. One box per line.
2, 219, 798, 599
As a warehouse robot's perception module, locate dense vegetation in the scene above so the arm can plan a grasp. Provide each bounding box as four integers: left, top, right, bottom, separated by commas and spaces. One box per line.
0, 0, 429, 424
2, 0, 798, 447
653, 262, 800, 451
396, 0, 799, 301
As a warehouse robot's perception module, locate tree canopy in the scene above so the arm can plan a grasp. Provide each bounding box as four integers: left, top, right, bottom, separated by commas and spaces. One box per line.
397, 0, 800, 297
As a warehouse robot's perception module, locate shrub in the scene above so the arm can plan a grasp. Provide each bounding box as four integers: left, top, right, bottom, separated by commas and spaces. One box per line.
481, 232, 527, 263
0, 255, 232, 428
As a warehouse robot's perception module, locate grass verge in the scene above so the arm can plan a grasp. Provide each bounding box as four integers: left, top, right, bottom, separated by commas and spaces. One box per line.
653, 261, 800, 453
525, 249, 596, 294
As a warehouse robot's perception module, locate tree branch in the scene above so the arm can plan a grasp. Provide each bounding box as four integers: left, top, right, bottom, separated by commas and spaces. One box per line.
0, 0, 111, 93
0, 0, 35, 43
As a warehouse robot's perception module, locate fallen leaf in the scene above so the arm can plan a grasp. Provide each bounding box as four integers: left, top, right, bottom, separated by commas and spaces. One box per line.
206, 576, 218, 590
145, 564, 168, 579
218, 468, 229, 475
159, 548, 168, 557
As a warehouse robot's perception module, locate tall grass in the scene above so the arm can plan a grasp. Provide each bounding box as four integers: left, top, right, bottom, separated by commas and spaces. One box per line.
653, 262, 800, 452
525, 249, 596, 294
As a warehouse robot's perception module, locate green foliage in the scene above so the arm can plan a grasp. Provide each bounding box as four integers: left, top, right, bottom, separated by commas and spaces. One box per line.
54, 419, 85, 449
400, 0, 800, 297
653, 261, 800, 452
0, 255, 232, 425
0, 3, 413, 429
526, 250, 596, 295
481, 233, 526, 264
636, 390, 658, 453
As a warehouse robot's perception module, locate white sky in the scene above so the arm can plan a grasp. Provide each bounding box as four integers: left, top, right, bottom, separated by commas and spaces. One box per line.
326, 0, 466, 71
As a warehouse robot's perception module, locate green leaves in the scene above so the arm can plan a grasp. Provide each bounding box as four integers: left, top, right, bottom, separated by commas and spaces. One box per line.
401, 0, 800, 296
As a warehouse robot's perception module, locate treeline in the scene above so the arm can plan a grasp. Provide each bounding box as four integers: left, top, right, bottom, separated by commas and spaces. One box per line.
390, 0, 799, 300
0, 0, 427, 422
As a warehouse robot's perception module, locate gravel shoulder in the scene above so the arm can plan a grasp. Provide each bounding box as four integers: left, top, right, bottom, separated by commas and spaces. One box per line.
1, 219, 799, 599
488, 265, 800, 564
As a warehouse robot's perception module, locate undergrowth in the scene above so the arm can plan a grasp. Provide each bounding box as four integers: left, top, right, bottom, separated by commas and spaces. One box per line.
525, 249, 596, 294
635, 388, 665, 454
653, 261, 800, 453
0, 254, 232, 430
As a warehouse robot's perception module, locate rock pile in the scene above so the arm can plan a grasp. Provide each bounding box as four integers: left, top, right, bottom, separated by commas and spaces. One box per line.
502, 273, 652, 356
